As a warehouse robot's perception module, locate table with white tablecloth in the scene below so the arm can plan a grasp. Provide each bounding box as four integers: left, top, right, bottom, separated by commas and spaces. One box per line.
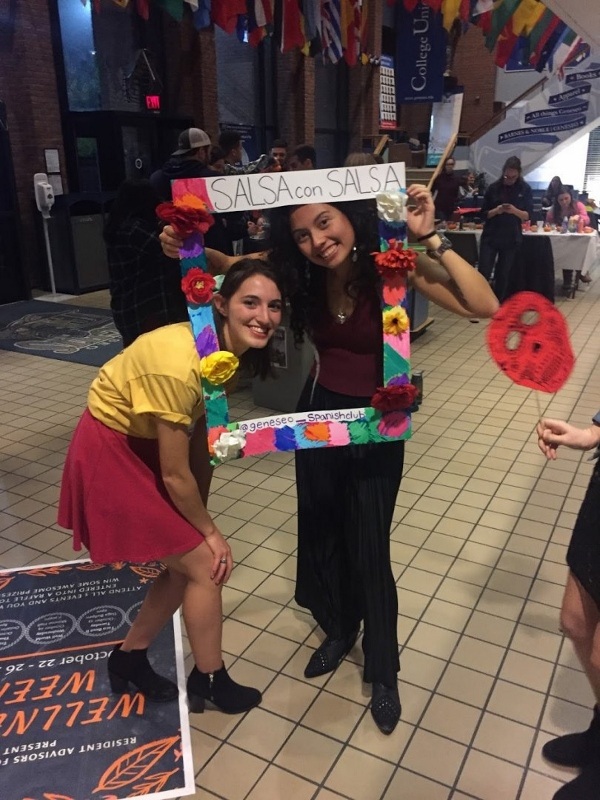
444, 229, 599, 302
445, 229, 599, 277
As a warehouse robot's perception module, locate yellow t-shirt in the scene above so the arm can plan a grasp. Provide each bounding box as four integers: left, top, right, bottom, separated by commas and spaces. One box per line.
88, 322, 204, 438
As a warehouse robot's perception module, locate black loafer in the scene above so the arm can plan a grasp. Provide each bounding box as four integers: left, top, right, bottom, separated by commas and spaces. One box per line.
304, 630, 359, 679
371, 683, 401, 735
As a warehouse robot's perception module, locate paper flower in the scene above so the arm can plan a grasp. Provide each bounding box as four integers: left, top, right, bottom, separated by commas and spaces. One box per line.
156, 201, 214, 236
383, 307, 409, 336
175, 193, 209, 211
182, 268, 216, 305
371, 383, 419, 412
200, 351, 239, 385
212, 429, 246, 460
372, 240, 418, 275
376, 192, 405, 224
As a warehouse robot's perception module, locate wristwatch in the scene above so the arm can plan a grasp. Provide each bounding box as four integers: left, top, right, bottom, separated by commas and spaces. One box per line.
426, 233, 453, 261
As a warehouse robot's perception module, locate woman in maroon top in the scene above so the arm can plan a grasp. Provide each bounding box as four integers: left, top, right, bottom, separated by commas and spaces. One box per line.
267, 186, 497, 733
160, 185, 498, 734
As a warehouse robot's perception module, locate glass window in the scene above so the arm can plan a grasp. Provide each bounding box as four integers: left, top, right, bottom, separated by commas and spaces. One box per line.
57, 0, 101, 111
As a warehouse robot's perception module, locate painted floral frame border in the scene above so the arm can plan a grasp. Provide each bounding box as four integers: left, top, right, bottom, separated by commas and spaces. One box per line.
159, 178, 419, 465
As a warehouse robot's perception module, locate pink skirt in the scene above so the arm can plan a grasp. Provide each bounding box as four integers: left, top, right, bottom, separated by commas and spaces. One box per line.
58, 410, 205, 563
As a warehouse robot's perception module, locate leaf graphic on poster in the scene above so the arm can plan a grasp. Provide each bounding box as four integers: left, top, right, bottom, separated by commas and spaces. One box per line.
24, 566, 71, 577
0, 576, 13, 591
129, 565, 163, 580
128, 769, 178, 795
77, 563, 106, 571
93, 736, 180, 792
43, 793, 76, 800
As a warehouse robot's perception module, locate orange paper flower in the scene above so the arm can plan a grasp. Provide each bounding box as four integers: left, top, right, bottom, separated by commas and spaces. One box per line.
372, 240, 418, 275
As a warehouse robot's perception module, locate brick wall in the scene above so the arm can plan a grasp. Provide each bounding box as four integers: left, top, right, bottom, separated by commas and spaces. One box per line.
453, 25, 498, 137
0, 0, 66, 288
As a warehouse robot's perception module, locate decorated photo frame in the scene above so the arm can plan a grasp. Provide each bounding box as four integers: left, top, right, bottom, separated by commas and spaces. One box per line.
157, 163, 419, 465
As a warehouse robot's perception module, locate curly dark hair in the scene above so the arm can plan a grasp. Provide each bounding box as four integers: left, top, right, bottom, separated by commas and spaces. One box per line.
268, 200, 381, 345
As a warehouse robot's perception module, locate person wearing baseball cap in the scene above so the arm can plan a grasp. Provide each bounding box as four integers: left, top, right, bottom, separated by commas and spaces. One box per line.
150, 127, 232, 253
171, 127, 211, 156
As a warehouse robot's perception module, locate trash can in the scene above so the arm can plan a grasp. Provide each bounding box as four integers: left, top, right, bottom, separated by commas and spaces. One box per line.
42, 193, 112, 294
252, 314, 314, 412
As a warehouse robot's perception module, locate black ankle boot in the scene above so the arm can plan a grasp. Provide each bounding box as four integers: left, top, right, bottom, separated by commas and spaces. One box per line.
371, 683, 401, 735
187, 664, 261, 714
543, 706, 600, 768
553, 762, 600, 800
304, 629, 359, 679
107, 644, 178, 703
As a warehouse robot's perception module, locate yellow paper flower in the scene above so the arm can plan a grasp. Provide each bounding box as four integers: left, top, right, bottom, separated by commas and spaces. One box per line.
200, 351, 239, 385
382, 307, 409, 336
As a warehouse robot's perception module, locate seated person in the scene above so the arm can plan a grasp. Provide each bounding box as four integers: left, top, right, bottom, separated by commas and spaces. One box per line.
546, 187, 590, 226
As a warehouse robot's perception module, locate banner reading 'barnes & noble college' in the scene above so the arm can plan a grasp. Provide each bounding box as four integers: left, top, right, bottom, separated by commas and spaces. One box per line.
395, 1, 445, 104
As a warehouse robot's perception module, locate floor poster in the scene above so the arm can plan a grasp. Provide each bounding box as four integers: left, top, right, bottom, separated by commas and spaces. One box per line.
0, 561, 194, 800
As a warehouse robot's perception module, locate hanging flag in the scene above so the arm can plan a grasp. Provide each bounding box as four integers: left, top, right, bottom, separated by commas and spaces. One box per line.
343, 0, 361, 65
136, 0, 150, 19
402, 0, 420, 11
534, 19, 566, 72
484, 0, 521, 51
526, 8, 554, 58
495, 26, 519, 69
511, 0, 544, 37
303, 0, 320, 40
321, 0, 343, 63
184, 0, 198, 10
153, 0, 184, 21
281, 0, 305, 53
212, 0, 246, 33
442, 0, 461, 31
192, 0, 211, 28
547, 27, 576, 74
473, 0, 492, 14
395, 1, 445, 103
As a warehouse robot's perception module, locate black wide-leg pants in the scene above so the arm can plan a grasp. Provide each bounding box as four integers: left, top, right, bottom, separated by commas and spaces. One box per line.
294, 379, 404, 686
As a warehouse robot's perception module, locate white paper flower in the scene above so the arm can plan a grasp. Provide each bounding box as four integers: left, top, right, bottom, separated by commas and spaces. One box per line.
213, 429, 246, 460
376, 191, 406, 224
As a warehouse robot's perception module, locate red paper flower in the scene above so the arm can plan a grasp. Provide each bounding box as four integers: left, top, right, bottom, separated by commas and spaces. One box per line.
372, 240, 418, 275
371, 383, 419, 412
156, 202, 214, 237
181, 268, 216, 305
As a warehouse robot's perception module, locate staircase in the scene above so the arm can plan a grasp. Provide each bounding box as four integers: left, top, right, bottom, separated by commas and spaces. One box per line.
470, 46, 600, 181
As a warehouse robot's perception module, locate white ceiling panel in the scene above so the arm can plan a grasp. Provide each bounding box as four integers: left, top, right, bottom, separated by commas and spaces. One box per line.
542, 0, 600, 50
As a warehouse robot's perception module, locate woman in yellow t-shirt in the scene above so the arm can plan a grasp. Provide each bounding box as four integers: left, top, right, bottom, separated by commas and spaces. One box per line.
58, 259, 283, 715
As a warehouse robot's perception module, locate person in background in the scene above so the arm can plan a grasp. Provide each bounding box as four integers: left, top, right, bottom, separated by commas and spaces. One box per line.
58, 259, 284, 717
431, 156, 464, 220
209, 146, 227, 174
478, 156, 534, 302
542, 175, 564, 209
218, 130, 270, 175
537, 414, 600, 800
287, 144, 317, 171
150, 127, 212, 201
546, 187, 590, 227
547, 187, 592, 287
459, 171, 479, 199
104, 179, 188, 347
269, 139, 288, 170
149, 128, 232, 255
343, 152, 377, 167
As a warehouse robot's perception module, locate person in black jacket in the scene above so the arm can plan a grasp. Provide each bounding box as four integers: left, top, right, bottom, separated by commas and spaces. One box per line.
479, 156, 534, 302
150, 128, 233, 255
104, 179, 188, 346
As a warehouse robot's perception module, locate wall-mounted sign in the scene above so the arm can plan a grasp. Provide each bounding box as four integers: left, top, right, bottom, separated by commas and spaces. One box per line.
380, 55, 397, 130
145, 94, 161, 111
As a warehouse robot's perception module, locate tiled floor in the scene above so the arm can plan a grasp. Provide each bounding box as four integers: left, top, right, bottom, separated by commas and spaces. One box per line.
2, 282, 600, 799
